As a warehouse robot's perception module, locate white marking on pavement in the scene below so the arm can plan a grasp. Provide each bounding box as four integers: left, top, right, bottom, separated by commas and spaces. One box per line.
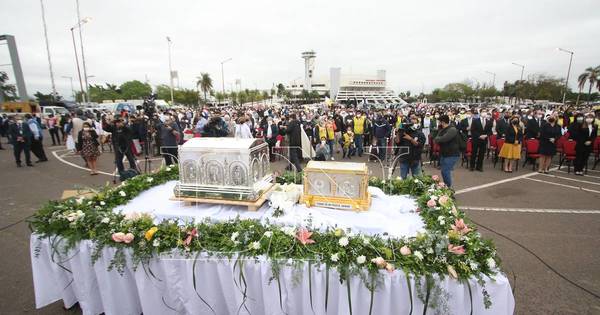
454, 167, 558, 195
525, 177, 600, 194
52, 149, 114, 176
461, 206, 600, 214
553, 165, 600, 173
537, 173, 600, 186
554, 170, 600, 179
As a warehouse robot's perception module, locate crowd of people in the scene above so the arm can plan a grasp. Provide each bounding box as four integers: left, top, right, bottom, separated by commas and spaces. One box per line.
1, 102, 598, 188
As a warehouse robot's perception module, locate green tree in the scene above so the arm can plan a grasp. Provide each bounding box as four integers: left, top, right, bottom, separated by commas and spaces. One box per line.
262, 90, 269, 103
0, 71, 17, 101
578, 66, 600, 103
34, 91, 62, 102
155, 84, 171, 102
196, 73, 213, 103
120, 80, 152, 100
276, 83, 286, 98
173, 88, 198, 106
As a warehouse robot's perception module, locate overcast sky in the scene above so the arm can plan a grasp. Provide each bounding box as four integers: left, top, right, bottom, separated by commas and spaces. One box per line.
1, 0, 599, 100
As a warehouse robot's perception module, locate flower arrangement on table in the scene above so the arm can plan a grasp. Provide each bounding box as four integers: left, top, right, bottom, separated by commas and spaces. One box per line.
30, 167, 501, 314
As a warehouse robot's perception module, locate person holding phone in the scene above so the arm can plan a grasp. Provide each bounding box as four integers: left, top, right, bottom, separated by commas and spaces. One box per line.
76, 122, 101, 175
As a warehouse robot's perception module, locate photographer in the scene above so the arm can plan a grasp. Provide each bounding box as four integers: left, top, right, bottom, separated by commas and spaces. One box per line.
102, 115, 138, 174
394, 115, 425, 179
156, 116, 181, 166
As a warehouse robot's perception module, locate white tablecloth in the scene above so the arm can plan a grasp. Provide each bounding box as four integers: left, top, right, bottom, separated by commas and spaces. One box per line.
114, 181, 425, 238
31, 235, 515, 315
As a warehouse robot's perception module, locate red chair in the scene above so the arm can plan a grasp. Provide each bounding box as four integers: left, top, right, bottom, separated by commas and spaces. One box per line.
555, 133, 569, 162
430, 141, 441, 167
558, 140, 577, 173
523, 139, 541, 170
461, 138, 473, 168
592, 137, 600, 170
487, 134, 497, 159
493, 138, 505, 168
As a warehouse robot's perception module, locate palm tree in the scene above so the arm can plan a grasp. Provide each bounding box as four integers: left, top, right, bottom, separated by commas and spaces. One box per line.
196, 73, 213, 103
577, 66, 600, 104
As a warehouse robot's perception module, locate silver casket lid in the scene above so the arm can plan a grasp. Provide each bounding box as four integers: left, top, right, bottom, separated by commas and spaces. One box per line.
180, 137, 263, 151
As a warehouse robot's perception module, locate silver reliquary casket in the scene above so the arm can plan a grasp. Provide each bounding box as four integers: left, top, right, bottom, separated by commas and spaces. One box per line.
173, 138, 273, 201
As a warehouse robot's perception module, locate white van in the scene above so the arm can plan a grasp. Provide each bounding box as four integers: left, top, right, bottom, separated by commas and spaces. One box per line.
41, 106, 69, 119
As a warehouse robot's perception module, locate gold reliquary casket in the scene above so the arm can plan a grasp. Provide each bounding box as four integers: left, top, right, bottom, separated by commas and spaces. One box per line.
300, 161, 371, 211
173, 138, 273, 201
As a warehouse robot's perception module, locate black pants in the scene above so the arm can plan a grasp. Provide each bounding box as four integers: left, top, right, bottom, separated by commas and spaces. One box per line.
49, 127, 60, 145
30, 138, 48, 161
470, 138, 486, 170
162, 147, 178, 166
114, 147, 137, 173
289, 147, 302, 172
60, 128, 67, 142
13, 142, 32, 165
574, 147, 591, 172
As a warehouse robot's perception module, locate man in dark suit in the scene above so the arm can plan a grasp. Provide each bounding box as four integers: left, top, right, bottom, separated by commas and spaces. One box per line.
525, 110, 544, 139
495, 111, 511, 138
469, 110, 493, 171
458, 109, 474, 138
285, 113, 303, 172
8, 115, 33, 167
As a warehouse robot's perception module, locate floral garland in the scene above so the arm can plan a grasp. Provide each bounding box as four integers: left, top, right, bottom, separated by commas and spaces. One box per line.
30, 167, 501, 314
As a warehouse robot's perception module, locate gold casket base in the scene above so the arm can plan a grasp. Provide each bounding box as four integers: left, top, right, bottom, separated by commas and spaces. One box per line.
300, 193, 371, 211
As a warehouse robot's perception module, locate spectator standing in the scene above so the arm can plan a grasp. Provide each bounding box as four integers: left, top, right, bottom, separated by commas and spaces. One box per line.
373, 113, 391, 161
525, 110, 544, 139
46, 114, 60, 145
434, 115, 460, 188
396, 118, 426, 179
76, 122, 100, 175
285, 114, 303, 172
102, 116, 137, 174
264, 117, 279, 161
8, 115, 33, 167
538, 115, 561, 173
469, 109, 492, 171
342, 126, 355, 159
499, 116, 524, 173
25, 113, 48, 162
569, 113, 598, 176
156, 117, 181, 166
352, 110, 367, 157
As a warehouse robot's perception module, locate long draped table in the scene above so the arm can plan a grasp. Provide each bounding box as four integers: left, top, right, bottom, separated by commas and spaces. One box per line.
31, 235, 514, 315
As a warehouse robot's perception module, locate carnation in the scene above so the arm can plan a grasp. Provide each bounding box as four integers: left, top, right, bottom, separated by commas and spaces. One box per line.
413, 251, 424, 260
250, 241, 261, 250
330, 253, 339, 262
230, 232, 239, 242
263, 231, 273, 238
486, 257, 496, 269
469, 261, 479, 271
152, 239, 160, 247
338, 237, 349, 247
100, 201, 106, 206
119, 191, 126, 197
356, 255, 366, 264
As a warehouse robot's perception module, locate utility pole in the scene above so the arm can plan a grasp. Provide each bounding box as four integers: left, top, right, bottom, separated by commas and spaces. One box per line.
167, 36, 174, 105
221, 58, 232, 95
75, 0, 89, 102
557, 48, 574, 105
40, 0, 57, 99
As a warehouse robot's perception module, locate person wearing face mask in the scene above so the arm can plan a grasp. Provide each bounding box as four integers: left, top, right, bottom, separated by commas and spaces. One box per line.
314, 136, 331, 161
8, 115, 33, 167
568, 113, 598, 175
373, 113, 392, 161
499, 115, 524, 173
433, 115, 460, 187
352, 110, 367, 157
264, 117, 279, 161
538, 115, 562, 173
76, 122, 101, 175
102, 116, 138, 175
494, 110, 511, 138
525, 110, 544, 139
394, 116, 426, 179
469, 109, 493, 172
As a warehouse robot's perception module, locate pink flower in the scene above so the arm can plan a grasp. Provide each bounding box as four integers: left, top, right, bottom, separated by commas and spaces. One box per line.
426, 199, 437, 208
451, 218, 471, 235
438, 195, 450, 206
385, 263, 395, 273
415, 207, 421, 213
400, 245, 412, 256
451, 206, 458, 216
371, 256, 386, 268
112, 232, 125, 243
183, 228, 198, 246
438, 182, 446, 188
432, 175, 440, 182
448, 244, 465, 255
295, 227, 315, 245
122, 233, 134, 244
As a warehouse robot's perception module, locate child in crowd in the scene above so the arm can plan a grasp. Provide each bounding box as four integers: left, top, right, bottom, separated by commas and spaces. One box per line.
342, 127, 355, 159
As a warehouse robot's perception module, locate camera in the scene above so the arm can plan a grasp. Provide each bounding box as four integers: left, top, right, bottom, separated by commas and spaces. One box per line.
142, 93, 158, 117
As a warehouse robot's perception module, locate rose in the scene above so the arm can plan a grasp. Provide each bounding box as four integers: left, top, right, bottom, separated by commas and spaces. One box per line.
385, 263, 395, 273
338, 237, 349, 247
356, 255, 366, 264
144, 226, 158, 241
448, 244, 465, 255
330, 253, 339, 262
432, 175, 440, 182
438, 195, 450, 206
371, 257, 386, 268
400, 245, 412, 256
427, 199, 437, 208
112, 232, 125, 242
438, 182, 446, 188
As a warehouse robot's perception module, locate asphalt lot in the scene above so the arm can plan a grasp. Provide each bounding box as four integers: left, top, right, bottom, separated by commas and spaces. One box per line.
0, 136, 599, 314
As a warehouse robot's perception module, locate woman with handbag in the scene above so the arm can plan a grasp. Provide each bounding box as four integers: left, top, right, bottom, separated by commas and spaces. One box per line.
76, 122, 101, 175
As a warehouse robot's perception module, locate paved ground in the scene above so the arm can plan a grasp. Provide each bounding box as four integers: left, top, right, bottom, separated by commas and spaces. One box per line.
1, 136, 599, 314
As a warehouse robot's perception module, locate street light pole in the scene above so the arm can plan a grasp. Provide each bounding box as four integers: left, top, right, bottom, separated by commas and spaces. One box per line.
61, 76, 74, 100
166, 36, 174, 105
557, 48, 574, 105
70, 27, 86, 103
221, 58, 232, 95
75, 0, 89, 102
512, 62, 525, 81
39, 0, 57, 99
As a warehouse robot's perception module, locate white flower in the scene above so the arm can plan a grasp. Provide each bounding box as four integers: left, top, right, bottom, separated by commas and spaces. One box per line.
264, 231, 273, 238
100, 217, 110, 224
286, 258, 293, 265
146, 177, 154, 183
230, 232, 239, 242
362, 237, 370, 245
233, 240, 240, 245
356, 255, 366, 264
426, 248, 434, 254
153, 239, 160, 247
338, 237, 349, 247
430, 195, 438, 201
250, 241, 261, 250
282, 226, 296, 237
119, 191, 126, 197
469, 261, 479, 271
330, 253, 339, 262
414, 251, 424, 260
486, 258, 496, 269
76, 197, 84, 204
100, 201, 106, 206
